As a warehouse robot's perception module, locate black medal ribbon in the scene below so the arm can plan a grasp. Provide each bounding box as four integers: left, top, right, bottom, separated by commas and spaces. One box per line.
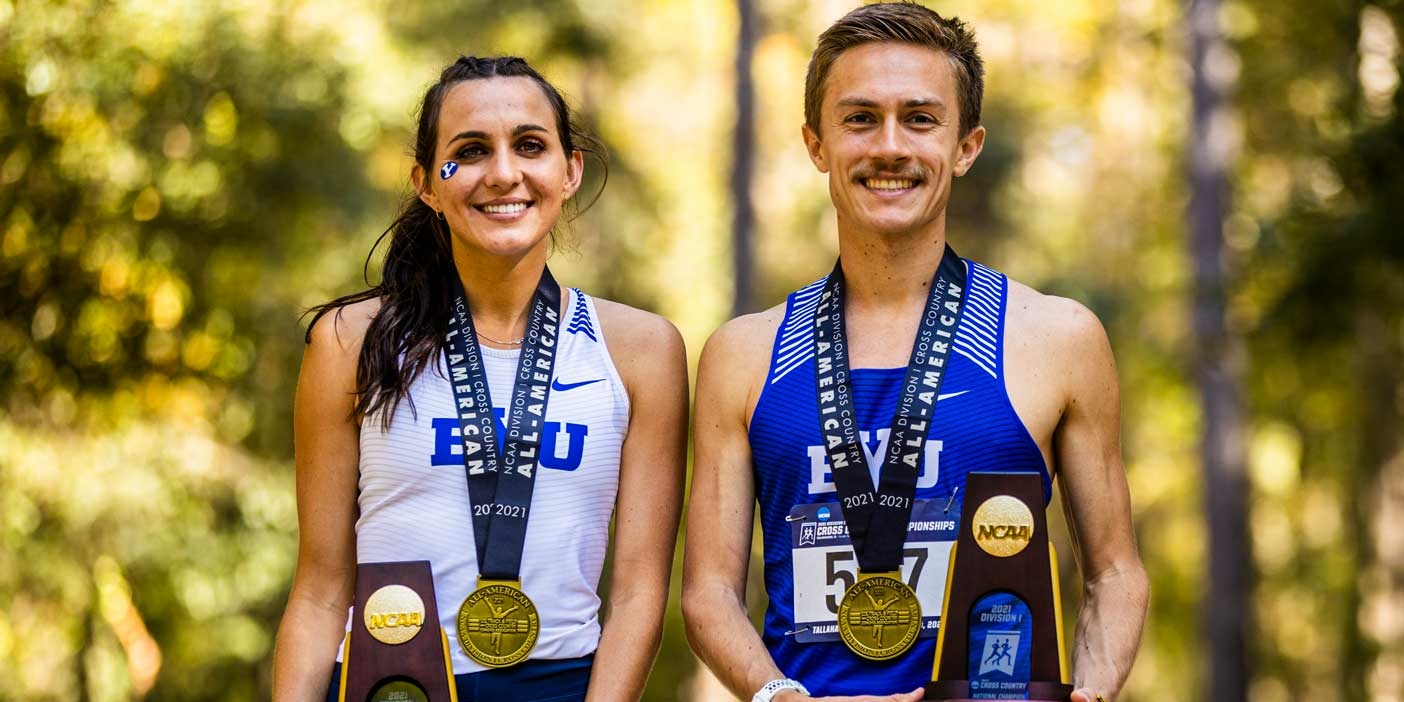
813, 244, 968, 573
443, 267, 563, 581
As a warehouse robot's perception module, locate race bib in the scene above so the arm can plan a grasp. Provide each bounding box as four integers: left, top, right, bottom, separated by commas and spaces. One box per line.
788, 499, 958, 644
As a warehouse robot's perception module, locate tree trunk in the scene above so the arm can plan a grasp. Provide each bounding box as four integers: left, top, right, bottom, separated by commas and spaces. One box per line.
730, 0, 758, 317
1348, 306, 1398, 700
1188, 0, 1251, 700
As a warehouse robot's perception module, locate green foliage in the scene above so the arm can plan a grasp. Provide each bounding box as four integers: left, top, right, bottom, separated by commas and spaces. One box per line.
1, 0, 371, 698
0, 1, 374, 451
0, 421, 295, 699
1234, 1, 1404, 698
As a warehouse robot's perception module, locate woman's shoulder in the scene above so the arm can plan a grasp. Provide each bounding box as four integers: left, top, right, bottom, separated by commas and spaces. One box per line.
587, 295, 681, 351
586, 295, 685, 379
306, 296, 383, 357
299, 297, 382, 418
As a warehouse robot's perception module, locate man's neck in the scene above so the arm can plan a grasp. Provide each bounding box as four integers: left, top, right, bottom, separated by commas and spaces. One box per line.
835, 216, 950, 313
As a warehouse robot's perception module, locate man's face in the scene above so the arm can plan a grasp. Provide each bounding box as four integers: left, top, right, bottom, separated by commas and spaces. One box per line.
803, 42, 985, 239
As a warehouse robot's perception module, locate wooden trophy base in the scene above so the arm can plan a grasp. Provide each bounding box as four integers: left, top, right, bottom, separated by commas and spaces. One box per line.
925, 679, 1073, 701
927, 473, 1071, 702
343, 561, 456, 702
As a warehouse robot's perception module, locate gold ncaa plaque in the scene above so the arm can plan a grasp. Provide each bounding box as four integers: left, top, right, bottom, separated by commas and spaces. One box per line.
456, 581, 540, 668
837, 572, 923, 660
363, 584, 427, 645
971, 495, 1035, 558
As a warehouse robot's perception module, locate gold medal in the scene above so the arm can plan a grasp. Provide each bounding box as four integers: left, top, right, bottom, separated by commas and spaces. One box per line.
456, 579, 539, 668
837, 571, 922, 660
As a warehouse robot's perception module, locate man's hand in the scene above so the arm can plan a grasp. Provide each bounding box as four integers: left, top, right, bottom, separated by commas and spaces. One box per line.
1070, 689, 1107, 702
775, 688, 925, 702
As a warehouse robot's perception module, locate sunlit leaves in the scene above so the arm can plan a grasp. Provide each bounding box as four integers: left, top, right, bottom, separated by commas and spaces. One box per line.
0, 0, 371, 697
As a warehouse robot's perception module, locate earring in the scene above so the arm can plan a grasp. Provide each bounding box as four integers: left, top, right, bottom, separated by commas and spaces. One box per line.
435, 209, 444, 220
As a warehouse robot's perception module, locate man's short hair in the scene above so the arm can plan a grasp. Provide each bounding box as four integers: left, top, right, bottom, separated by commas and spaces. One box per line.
804, 2, 984, 137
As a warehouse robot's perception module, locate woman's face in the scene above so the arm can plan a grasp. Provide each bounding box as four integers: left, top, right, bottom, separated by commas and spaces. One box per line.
416, 76, 583, 263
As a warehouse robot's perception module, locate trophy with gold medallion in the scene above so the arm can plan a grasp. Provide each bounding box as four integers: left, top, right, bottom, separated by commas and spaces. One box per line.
811, 247, 969, 661
925, 471, 1072, 701
340, 561, 457, 702
442, 269, 563, 669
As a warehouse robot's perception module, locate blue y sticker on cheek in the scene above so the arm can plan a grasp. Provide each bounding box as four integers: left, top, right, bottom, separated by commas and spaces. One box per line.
440, 161, 458, 180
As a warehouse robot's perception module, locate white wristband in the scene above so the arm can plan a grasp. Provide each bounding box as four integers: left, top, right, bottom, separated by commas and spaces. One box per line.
752, 678, 808, 702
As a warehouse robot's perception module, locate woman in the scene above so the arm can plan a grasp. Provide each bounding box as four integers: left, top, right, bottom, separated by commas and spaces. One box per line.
272, 56, 687, 702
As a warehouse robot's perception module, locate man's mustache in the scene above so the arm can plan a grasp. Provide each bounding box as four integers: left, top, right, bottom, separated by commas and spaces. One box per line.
850, 164, 930, 182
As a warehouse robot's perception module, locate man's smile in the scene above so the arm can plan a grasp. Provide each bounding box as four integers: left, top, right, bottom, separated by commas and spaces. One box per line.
861, 177, 920, 192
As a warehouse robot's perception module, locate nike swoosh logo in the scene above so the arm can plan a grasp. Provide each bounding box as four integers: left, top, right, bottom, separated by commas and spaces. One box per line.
937, 390, 970, 401
552, 378, 605, 392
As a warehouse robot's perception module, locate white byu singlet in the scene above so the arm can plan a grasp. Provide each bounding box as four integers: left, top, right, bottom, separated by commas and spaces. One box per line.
348, 289, 629, 674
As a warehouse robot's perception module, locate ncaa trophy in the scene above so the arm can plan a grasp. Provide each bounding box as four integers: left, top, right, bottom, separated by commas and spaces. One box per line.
925, 472, 1072, 701
340, 561, 458, 702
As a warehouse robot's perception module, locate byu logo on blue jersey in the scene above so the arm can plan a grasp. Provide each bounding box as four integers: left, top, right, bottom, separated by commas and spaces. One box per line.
431, 409, 588, 471
807, 430, 943, 494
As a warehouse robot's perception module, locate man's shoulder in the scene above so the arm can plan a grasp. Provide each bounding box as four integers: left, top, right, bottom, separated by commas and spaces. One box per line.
1002, 275, 1111, 356
703, 302, 787, 369
692, 303, 788, 427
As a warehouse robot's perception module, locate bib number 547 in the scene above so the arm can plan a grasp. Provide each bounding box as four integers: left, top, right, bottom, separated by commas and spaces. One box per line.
823, 547, 929, 614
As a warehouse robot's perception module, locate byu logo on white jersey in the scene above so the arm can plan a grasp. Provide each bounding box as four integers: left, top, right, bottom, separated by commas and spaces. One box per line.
431, 410, 589, 471
806, 431, 943, 494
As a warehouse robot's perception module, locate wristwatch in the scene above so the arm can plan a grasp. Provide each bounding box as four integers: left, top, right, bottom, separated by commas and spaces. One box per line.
752, 678, 809, 702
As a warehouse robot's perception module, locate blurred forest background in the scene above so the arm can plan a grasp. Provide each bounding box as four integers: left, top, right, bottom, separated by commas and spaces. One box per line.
2, 0, 1402, 700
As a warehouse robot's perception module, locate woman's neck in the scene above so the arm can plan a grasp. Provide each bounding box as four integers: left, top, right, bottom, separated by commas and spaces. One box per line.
451, 245, 550, 345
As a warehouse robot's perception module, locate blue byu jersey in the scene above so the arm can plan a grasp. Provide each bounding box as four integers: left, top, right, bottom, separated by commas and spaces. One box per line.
748, 260, 1050, 695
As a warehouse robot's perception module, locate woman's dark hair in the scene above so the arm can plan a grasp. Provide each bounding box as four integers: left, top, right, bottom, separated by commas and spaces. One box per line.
306, 56, 605, 426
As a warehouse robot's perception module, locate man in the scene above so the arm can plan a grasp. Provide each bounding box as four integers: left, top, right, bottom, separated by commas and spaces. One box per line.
682, 3, 1148, 702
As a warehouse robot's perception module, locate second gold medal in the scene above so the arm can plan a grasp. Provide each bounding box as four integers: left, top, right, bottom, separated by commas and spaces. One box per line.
837, 572, 922, 660
457, 579, 539, 668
